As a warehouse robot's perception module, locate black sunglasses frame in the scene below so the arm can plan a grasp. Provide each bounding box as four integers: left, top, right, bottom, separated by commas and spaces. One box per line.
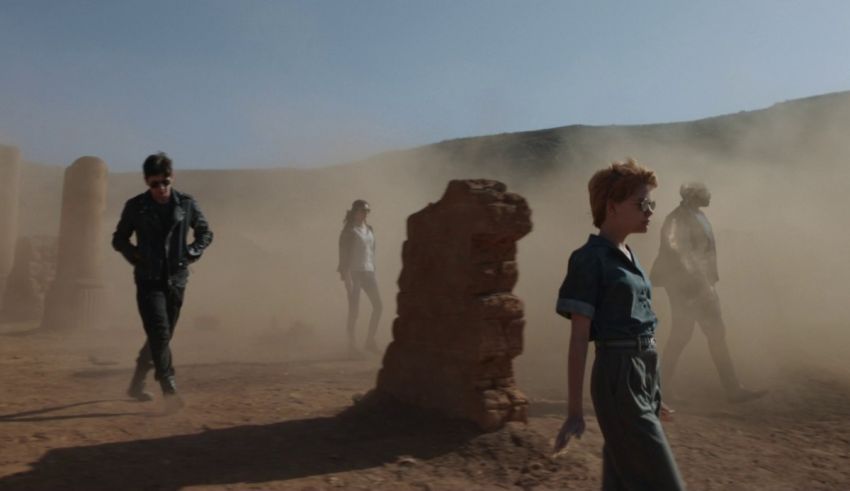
148, 178, 172, 189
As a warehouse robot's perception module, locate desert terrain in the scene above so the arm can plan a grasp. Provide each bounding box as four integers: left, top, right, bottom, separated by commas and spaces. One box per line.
0, 326, 847, 490
2, 92, 850, 489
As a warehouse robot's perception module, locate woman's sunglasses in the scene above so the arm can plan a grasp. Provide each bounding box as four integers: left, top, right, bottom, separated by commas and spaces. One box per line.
638, 198, 656, 213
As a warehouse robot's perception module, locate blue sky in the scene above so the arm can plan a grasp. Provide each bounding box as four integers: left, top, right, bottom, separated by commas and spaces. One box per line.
1, 1, 849, 171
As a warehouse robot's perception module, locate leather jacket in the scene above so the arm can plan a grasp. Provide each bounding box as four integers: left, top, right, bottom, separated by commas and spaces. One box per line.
112, 190, 213, 286
650, 203, 718, 291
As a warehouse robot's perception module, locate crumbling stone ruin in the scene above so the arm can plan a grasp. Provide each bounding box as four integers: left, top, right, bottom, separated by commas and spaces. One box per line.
377, 179, 533, 431
0, 144, 21, 303
41, 157, 109, 331
1, 236, 57, 322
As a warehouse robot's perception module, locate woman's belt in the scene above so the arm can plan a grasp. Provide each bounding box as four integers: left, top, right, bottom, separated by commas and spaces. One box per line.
595, 336, 656, 351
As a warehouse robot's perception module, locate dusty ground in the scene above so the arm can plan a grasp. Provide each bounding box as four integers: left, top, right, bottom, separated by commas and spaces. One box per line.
0, 324, 848, 491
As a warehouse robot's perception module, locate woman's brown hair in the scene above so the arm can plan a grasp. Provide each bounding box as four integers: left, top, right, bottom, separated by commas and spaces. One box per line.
588, 158, 657, 228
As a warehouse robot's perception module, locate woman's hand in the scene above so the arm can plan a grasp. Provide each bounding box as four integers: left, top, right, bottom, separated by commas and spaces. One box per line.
554, 414, 586, 452
555, 314, 591, 453
660, 401, 676, 422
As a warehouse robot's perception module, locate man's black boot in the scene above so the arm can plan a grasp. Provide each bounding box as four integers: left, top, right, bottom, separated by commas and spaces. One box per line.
127, 365, 154, 402
160, 376, 184, 411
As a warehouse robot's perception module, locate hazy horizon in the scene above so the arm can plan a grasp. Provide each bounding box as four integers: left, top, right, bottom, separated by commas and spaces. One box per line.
3, 1, 850, 170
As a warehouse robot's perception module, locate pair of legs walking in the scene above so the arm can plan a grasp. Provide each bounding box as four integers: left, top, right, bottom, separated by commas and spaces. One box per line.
128, 280, 185, 401
592, 347, 685, 490
662, 287, 763, 402
345, 271, 382, 354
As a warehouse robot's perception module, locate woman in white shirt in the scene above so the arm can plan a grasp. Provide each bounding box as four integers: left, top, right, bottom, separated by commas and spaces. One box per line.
337, 199, 383, 355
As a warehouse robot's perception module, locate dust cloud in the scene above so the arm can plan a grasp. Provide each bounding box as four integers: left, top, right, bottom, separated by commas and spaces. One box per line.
9, 92, 850, 404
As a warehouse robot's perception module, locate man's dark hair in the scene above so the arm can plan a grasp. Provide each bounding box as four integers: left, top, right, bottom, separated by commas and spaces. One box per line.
143, 152, 173, 178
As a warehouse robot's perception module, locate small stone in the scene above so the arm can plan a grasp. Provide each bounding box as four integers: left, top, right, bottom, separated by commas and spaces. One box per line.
396, 455, 418, 466
326, 476, 345, 487
483, 389, 511, 409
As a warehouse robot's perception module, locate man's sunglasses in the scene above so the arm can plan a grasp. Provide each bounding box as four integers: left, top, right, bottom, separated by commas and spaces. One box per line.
148, 178, 172, 189
638, 198, 656, 213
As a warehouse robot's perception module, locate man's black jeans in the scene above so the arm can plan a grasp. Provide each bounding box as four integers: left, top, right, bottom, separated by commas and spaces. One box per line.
134, 280, 185, 382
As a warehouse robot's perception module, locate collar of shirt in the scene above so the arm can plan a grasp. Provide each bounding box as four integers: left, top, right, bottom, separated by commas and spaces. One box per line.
586, 234, 647, 277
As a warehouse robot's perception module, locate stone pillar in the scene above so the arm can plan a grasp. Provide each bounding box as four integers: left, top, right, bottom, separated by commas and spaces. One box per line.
376, 179, 533, 431
41, 157, 109, 331
0, 236, 57, 322
0, 145, 22, 305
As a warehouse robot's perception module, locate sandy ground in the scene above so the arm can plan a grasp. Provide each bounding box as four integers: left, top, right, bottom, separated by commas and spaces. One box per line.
0, 324, 848, 491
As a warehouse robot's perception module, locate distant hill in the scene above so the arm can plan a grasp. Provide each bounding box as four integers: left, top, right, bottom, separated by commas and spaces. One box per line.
17, 88, 850, 253
20, 88, 850, 198
423, 90, 850, 175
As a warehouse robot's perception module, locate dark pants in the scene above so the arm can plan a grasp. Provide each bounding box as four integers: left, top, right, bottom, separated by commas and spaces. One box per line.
345, 271, 382, 346
134, 280, 185, 382
662, 287, 740, 394
591, 347, 685, 491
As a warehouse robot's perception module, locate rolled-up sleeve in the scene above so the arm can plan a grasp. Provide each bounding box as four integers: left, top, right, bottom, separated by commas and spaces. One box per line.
556, 249, 601, 319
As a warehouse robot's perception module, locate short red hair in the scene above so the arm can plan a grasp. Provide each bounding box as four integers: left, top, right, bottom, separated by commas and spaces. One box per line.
588, 158, 657, 228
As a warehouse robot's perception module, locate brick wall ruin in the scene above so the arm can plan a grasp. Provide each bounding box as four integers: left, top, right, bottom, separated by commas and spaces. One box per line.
376, 179, 532, 431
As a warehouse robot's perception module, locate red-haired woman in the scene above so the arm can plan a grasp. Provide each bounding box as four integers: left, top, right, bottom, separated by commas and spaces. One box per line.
554, 159, 684, 490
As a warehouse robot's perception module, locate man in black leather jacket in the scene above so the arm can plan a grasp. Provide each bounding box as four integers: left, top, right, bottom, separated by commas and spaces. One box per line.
112, 152, 213, 407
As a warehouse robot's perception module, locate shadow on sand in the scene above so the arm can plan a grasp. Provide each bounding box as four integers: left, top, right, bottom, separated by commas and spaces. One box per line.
0, 400, 147, 423
0, 393, 480, 490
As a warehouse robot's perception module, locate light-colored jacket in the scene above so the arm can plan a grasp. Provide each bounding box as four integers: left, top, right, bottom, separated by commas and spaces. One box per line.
650, 204, 718, 289
337, 224, 375, 273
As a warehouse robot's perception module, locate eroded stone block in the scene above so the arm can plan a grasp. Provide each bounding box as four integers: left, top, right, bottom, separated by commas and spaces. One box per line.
376, 179, 532, 431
